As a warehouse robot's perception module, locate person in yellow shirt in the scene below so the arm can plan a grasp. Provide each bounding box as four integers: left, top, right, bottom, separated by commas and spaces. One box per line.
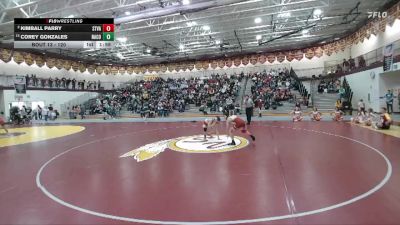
374, 107, 392, 130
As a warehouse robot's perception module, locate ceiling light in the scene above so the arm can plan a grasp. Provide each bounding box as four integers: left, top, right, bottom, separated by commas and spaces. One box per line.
256, 35, 262, 40
66, 14, 74, 18
254, 17, 262, 24
182, 0, 190, 5
334, 37, 340, 40
202, 25, 210, 31
117, 37, 127, 42
215, 40, 221, 45
146, 48, 151, 53
179, 44, 184, 49
125, 11, 131, 16
313, 9, 322, 17
277, 12, 291, 18
302, 30, 309, 35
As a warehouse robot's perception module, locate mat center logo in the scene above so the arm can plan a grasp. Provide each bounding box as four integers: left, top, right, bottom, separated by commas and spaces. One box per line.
120, 135, 249, 162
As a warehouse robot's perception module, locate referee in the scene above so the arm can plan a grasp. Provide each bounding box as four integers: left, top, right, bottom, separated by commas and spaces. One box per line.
243, 95, 254, 125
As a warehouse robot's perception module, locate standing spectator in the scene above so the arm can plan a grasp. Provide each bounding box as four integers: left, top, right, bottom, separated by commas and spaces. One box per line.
357, 99, 365, 113
72, 79, 76, 89
243, 95, 254, 125
342, 59, 349, 72
381, 90, 394, 114
37, 105, 42, 120
42, 106, 49, 121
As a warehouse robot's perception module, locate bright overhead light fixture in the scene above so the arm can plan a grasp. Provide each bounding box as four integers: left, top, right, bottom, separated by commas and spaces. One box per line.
146, 48, 151, 53
215, 40, 221, 45
202, 25, 210, 31
277, 12, 291, 18
125, 11, 131, 16
254, 17, 262, 24
66, 14, 74, 18
256, 35, 262, 40
117, 37, 127, 42
302, 30, 309, 35
313, 9, 322, 17
182, 0, 190, 5
179, 44, 184, 49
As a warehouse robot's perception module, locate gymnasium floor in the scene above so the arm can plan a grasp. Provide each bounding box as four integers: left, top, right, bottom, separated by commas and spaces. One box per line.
0, 119, 399, 225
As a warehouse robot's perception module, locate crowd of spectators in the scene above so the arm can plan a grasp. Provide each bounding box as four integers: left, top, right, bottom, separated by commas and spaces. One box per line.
89, 73, 243, 118
250, 68, 296, 110
24, 74, 103, 90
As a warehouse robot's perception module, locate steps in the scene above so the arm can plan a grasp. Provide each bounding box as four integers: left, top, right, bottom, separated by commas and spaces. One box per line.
312, 92, 339, 111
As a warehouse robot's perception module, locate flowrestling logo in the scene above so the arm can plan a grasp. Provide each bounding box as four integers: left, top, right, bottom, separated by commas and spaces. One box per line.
120, 135, 249, 162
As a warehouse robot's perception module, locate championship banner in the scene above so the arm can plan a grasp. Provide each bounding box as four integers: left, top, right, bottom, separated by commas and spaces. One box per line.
96, 66, 104, 74
14, 75, 26, 94
379, 18, 386, 33
286, 51, 295, 62
0, 48, 12, 62
140, 66, 147, 74
242, 56, 249, 65
46, 57, 56, 68
103, 66, 111, 75
276, 53, 285, 63
35, 55, 45, 67
160, 64, 167, 72
147, 65, 154, 73
383, 43, 394, 71
315, 47, 324, 58
217, 60, 225, 68
126, 66, 134, 74
79, 63, 86, 73
153, 64, 160, 73
133, 66, 140, 74
55, 59, 64, 70
63, 60, 72, 71
294, 50, 304, 61
195, 61, 202, 70
119, 66, 126, 74
72, 61, 79, 71
232, 58, 240, 67
211, 60, 218, 69
13, 51, 24, 64
187, 62, 195, 71
225, 59, 233, 67
111, 66, 119, 75
23, 52, 34, 66
305, 48, 315, 59
201, 61, 209, 70
258, 55, 266, 64
250, 55, 258, 65
267, 54, 276, 63
87, 65, 96, 74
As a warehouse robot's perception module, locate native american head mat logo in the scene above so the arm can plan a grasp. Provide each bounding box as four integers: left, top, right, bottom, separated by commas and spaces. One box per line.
120, 135, 249, 162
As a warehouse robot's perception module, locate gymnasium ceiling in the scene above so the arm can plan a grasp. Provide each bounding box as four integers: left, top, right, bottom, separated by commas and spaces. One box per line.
0, 0, 397, 66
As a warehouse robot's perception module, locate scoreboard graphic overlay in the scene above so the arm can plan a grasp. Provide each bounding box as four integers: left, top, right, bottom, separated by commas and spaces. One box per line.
14, 18, 115, 49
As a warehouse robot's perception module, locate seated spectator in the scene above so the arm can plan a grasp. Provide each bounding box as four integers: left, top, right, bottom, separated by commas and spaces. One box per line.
331, 107, 344, 122
309, 107, 322, 121
290, 106, 303, 122
373, 107, 392, 130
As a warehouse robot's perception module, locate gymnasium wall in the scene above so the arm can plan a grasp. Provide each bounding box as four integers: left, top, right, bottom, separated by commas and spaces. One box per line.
343, 62, 400, 112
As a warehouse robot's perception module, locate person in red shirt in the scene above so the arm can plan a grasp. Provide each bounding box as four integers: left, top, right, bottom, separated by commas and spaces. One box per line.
226, 115, 255, 145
